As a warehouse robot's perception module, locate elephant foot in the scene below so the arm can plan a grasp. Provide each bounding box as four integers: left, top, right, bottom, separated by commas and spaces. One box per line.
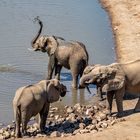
116, 112, 124, 118
15, 132, 22, 138
72, 84, 78, 90
99, 97, 106, 101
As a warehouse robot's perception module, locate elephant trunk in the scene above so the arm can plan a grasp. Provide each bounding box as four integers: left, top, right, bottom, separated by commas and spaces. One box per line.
60, 85, 67, 97
60, 91, 66, 97
80, 75, 89, 87
31, 17, 43, 47
80, 73, 95, 87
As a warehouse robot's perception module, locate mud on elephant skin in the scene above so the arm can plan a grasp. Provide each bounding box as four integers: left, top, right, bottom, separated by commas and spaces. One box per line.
13, 79, 67, 138
80, 60, 140, 117
31, 17, 89, 89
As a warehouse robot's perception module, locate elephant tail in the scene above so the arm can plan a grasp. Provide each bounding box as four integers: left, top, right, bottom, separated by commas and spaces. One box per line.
16, 105, 21, 122
14, 104, 22, 135
76, 41, 89, 64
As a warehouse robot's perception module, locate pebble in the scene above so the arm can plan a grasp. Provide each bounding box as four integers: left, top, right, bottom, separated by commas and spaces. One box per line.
55, 115, 59, 120
50, 131, 61, 137
91, 129, 98, 134
73, 129, 80, 135
36, 133, 46, 137
86, 124, 96, 130
67, 107, 74, 114
51, 107, 58, 111
80, 129, 90, 134
0, 103, 121, 139
79, 123, 86, 129
111, 120, 116, 125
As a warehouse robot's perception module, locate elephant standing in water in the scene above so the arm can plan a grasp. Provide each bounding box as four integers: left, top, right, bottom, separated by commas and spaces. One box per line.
80, 60, 140, 116
31, 17, 89, 89
13, 79, 66, 138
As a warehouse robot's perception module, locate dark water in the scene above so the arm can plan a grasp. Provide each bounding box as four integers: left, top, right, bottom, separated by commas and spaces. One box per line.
0, 0, 115, 125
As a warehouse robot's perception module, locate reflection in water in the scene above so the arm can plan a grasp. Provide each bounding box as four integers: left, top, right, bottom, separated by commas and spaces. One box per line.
71, 88, 85, 105
0, 0, 114, 124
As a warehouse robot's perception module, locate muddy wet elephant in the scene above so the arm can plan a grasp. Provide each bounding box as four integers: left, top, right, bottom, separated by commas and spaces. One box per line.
13, 79, 66, 138
80, 60, 140, 116
31, 17, 89, 89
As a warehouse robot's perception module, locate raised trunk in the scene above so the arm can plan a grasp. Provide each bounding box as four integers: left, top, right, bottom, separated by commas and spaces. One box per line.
31, 18, 43, 46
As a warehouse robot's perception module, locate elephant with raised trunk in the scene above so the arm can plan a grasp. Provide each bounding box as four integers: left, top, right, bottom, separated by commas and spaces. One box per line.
13, 79, 66, 138
80, 60, 140, 117
31, 17, 89, 89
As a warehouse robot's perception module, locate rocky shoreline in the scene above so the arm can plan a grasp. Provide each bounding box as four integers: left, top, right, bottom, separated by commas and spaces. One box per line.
0, 102, 125, 139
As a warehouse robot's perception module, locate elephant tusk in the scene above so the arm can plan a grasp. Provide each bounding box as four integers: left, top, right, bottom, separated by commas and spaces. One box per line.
86, 86, 92, 94
28, 48, 37, 51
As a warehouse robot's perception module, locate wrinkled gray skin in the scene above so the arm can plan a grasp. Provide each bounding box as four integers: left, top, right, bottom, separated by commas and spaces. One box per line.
31, 18, 88, 89
13, 79, 66, 138
80, 60, 140, 117
82, 64, 103, 101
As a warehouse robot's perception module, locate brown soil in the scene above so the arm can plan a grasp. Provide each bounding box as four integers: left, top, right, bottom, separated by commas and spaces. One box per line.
16, 0, 140, 139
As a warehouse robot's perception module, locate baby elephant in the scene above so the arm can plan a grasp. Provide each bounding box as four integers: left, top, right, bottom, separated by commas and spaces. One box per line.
13, 79, 66, 138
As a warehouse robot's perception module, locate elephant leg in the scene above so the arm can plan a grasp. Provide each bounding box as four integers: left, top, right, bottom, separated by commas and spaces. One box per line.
15, 114, 22, 138
70, 64, 79, 89
71, 72, 78, 89
47, 55, 55, 80
106, 91, 114, 115
21, 120, 28, 136
134, 97, 140, 112
39, 113, 48, 132
115, 87, 125, 117
39, 104, 49, 132
54, 64, 62, 80
97, 86, 103, 101
21, 111, 30, 136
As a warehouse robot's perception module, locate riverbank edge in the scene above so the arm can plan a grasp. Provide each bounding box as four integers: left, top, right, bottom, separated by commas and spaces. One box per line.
99, 0, 119, 62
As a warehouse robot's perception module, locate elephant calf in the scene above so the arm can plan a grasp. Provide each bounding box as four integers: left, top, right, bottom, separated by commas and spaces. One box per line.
13, 79, 66, 138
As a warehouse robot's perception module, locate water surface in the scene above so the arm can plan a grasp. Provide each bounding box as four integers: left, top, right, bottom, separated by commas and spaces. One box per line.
0, 0, 115, 124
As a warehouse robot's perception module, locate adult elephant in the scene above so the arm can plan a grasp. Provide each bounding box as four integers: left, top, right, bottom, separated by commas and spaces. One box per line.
13, 79, 66, 138
80, 60, 140, 117
31, 17, 89, 89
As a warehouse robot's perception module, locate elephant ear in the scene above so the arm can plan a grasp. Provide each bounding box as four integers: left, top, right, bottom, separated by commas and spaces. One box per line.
46, 36, 58, 55
46, 79, 60, 103
38, 36, 47, 47
101, 66, 125, 92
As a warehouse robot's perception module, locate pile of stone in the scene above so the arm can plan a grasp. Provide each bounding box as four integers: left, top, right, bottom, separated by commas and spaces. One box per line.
0, 103, 125, 139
